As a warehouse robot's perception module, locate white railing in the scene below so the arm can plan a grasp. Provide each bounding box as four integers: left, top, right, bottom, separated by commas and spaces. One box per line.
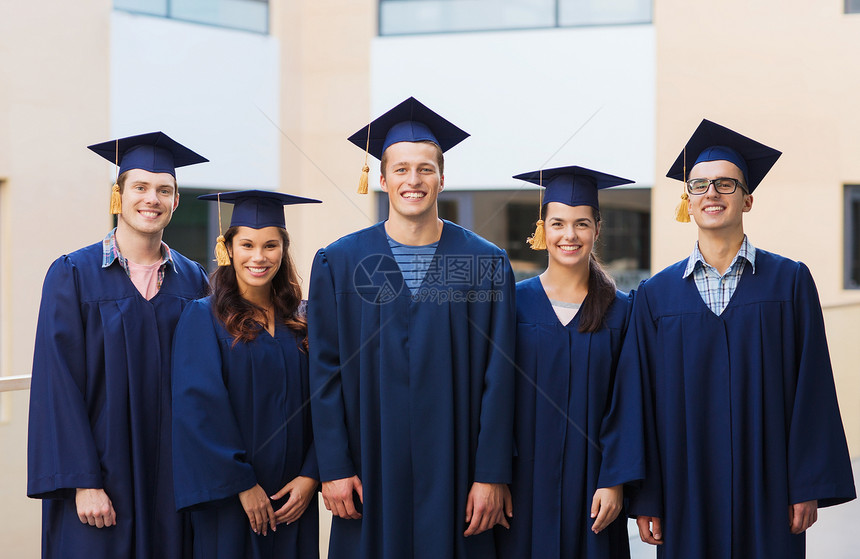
0, 375, 31, 392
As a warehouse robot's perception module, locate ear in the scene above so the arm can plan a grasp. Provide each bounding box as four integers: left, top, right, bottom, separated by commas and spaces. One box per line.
380, 173, 388, 192
173, 190, 180, 212
743, 194, 753, 213
439, 174, 444, 192
595, 220, 601, 239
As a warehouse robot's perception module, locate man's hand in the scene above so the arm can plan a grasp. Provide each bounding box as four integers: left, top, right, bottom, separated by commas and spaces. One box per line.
789, 500, 818, 534
464, 482, 513, 537
636, 515, 664, 545
322, 475, 363, 520
590, 485, 623, 533
238, 484, 276, 536
75, 488, 116, 528
272, 476, 319, 525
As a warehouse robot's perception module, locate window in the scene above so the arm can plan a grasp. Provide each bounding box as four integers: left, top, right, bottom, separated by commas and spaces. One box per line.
379, 0, 651, 36
163, 189, 230, 273
845, 185, 860, 289
375, 187, 651, 290
847, 0, 860, 13
598, 207, 651, 290
115, 0, 269, 34
507, 188, 651, 290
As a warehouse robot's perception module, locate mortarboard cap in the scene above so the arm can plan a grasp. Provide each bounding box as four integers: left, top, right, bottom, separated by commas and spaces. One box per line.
88, 131, 208, 178
514, 165, 633, 251
198, 190, 321, 230
88, 132, 208, 215
198, 189, 321, 266
514, 165, 634, 211
347, 97, 469, 194
666, 119, 781, 194
348, 96, 469, 159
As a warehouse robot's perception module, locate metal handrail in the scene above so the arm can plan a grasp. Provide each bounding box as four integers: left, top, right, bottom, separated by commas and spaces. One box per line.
822, 300, 860, 310
0, 375, 31, 392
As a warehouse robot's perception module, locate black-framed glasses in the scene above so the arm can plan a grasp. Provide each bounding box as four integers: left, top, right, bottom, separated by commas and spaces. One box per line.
686, 177, 746, 195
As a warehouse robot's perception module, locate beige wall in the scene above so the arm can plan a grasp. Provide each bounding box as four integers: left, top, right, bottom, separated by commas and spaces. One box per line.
0, 1, 112, 556
654, 0, 860, 454
273, 0, 378, 292
271, 0, 377, 553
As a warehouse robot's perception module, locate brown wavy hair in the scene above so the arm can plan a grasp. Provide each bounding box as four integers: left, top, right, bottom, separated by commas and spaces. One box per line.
210, 226, 307, 349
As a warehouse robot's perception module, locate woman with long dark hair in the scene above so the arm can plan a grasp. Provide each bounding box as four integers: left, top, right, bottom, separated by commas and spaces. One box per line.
172, 190, 321, 558
496, 166, 644, 559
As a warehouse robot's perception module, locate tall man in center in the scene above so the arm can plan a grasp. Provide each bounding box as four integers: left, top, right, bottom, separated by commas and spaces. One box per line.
309, 97, 517, 558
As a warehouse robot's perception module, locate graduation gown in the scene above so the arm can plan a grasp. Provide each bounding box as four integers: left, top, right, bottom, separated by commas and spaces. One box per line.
308, 220, 516, 559
171, 297, 319, 559
27, 242, 208, 559
624, 249, 856, 558
496, 277, 643, 559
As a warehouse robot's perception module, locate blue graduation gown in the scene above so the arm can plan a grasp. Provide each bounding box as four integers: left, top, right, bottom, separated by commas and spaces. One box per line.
27, 242, 208, 559
496, 277, 643, 559
308, 221, 516, 559
171, 298, 319, 559
624, 249, 856, 558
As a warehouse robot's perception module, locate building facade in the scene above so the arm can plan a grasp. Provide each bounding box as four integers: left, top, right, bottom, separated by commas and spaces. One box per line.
1, 0, 857, 556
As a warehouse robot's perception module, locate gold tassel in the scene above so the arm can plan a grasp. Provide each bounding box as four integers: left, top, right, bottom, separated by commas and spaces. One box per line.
215, 235, 231, 266
357, 164, 369, 194
213, 192, 231, 266
109, 183, 122, 214
527, 169, 546, 250
674, 190, 690, 223
674, 145, 690, 222
357, 122, 371, 194
527, 220, 546, 250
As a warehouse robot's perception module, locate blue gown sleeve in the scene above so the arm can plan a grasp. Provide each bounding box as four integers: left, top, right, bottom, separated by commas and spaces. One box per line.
472, 255, 516, 484
27, 257, 103, 499
298, 351, 320, 480
308, 249, 356, 482
597, 290, 646, 489
786, 263, 856, 507
171, 300, 257, 511
620, 283, 664, 518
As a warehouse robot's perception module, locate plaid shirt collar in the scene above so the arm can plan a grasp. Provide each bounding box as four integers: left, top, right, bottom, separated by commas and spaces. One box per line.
683, 235, 756, 279
102, 228, 176, 274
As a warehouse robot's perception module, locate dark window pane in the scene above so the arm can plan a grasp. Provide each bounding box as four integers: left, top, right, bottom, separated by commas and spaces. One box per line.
438, 199, 459, 224
163, 190, 225, 274
850, 187, 860, 288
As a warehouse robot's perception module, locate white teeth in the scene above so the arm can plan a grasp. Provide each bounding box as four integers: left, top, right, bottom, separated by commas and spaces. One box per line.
402, 192, 425, 199
139, 211, 159, 217
248, 267, 268, 273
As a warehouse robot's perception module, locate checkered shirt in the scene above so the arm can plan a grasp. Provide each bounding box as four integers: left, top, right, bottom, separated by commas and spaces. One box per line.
102, 228, 176, 290
682, 236, 756, 315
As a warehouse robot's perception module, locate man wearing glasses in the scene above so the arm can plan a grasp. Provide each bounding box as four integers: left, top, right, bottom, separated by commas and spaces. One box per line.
624, 120, 856, 558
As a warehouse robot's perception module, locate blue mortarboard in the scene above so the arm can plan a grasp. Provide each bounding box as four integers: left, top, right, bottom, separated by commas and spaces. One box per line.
88, 131, 208, 177
348, 97, 469, 159
515, 165, 633, 250
514, 165, 634, 210
199, 190, 321, 266
348, 97, 469, 194
666, 119, 781, 193
198, 189, 321, 230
